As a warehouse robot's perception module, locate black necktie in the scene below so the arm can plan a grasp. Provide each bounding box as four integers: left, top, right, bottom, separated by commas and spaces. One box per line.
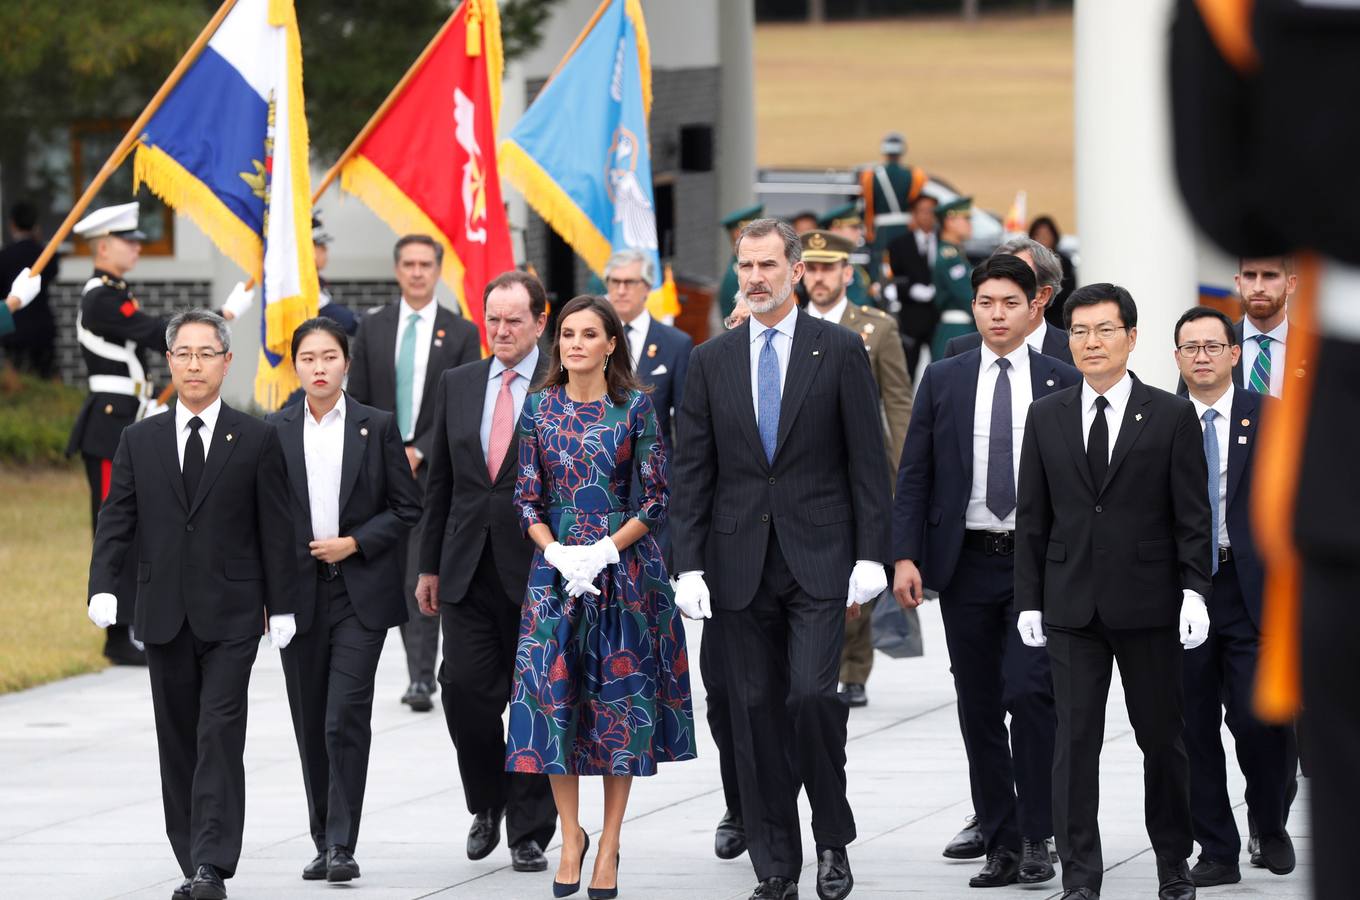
1087, 396, 1109, 490
183, 416, 205, 503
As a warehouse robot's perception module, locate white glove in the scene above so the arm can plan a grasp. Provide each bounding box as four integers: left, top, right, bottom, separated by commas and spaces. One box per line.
674, 571, 712, 620
8, 267, 41, 309
220, 281, 255, 320
846, 560, 888, 607
908, 283, 936, 303
88, 593, 119, 628
544, 541, 589, 580
268, 613, 297, 650
1017, 610, 1047, 648
582, 536, 619, 579
882, 283, 898, 303
1179, 591, 1210, 650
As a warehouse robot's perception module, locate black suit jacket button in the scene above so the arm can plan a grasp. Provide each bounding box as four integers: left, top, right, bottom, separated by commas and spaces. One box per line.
768, 476, 776, 485
186, 523, 195, 532
761, 513, 770, 523
1095, 505, 1102, 513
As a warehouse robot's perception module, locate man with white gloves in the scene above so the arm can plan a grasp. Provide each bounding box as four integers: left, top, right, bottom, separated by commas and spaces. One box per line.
1014, 284, 1213, 900
0, 266, 42, 338
670, 218, 890, 900
87, 309, 296, 900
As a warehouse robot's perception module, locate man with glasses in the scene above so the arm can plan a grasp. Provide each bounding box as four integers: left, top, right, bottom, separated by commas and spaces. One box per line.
1014, 284, 1213, 900
1171, 307, 1295, 886
86, 309, 296, 900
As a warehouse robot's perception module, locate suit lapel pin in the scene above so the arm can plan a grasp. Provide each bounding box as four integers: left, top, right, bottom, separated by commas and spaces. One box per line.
434, 328, 445, 348
1238, 435, 1248, 444
1046, 378, 1054, 387
1241, 418, 1250, 427
1135, 413, 1143, 422
434, 339, 444, 348
647, 344, 657, 358
436, 328, 446, 338
360, 427, 369, 437
225, 433, 234, 442
812, 350, 821, 356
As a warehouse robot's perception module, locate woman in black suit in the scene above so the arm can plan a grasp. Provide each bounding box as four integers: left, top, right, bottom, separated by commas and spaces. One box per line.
267, 318, 422, 884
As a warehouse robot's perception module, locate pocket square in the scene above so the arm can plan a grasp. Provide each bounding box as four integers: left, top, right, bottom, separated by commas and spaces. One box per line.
649, 364, 668, 375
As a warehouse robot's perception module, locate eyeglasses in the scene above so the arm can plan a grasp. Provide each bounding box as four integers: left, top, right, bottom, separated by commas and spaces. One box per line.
1176, 341, 1229, 359
1068, 325, 1127, 342
606, 277, 646, 290
169, 349, 225, 363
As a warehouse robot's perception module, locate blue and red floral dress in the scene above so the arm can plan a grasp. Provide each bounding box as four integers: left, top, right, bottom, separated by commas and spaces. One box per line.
506, 385, 696, 776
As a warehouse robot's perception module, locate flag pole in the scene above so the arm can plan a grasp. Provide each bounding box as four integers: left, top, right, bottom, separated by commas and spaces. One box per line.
28, 0, 241, 278
311, 4, 466, 201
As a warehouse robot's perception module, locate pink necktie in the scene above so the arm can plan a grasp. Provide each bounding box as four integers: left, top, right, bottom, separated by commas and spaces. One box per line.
487, 369, 518, 479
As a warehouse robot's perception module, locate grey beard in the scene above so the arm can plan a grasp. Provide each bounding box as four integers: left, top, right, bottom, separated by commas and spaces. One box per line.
741, 280, 791, 314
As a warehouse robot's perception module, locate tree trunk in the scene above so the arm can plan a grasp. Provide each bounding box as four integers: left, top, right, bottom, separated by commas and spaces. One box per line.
963, 0, 980, 21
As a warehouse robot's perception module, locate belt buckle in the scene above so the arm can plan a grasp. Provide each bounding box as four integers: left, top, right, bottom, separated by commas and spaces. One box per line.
985, 532, 1015, 556
1217, 546, 1231, 564
318, 561, 340, 581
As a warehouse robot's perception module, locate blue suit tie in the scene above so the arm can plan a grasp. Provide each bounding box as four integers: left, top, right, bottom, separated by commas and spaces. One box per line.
1203, 408, 1220, 575
986, 358, 1016, 519
758, 328, 781, 463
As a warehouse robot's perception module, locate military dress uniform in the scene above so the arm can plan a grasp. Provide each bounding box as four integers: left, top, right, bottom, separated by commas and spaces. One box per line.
860, 132, 926, 263
931, 198, 976, 361
718, 204, 763, 320
66, 204, 166, 663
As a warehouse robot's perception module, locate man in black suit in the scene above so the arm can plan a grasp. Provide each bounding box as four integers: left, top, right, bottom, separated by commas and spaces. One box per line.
1015, 284, 1213, 900
1170, 307, 1295, 886
86, 309, 296, 900
266, 318, 424, 883
893, 255, 1078, 888
414, 271, 556, 873
943, 236, 1072, 364
884, 194, 939, 374
672, 218, 890, 900
347, 234, 481, 712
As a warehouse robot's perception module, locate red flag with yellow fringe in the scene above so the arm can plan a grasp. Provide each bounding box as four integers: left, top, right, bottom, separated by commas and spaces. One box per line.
338, 0, 510, 350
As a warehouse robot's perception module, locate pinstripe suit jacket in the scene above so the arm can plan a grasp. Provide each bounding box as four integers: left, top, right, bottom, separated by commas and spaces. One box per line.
671, 308, 891, 610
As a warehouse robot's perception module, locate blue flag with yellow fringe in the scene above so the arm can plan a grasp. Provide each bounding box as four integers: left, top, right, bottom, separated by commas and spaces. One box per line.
499, 0, 668, 305
133, 0, 317, 408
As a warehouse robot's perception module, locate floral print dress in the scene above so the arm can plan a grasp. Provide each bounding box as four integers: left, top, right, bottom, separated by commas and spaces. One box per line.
505, 385, 696, 776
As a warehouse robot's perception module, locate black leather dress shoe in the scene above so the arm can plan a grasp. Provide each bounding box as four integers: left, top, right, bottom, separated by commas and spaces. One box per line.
1018, 838, 1056, 883
189, 864, 226, 900
1155, 857, 1195, 900
1258, 831, 1296, 875
1060, 889, 1099, 899
751, 876, 798, 899
171, 877, 192, 898
327, 846, 361, 883
816, 846, 852, 900
467, 808, 504, 860
969, 848, 1019, 887
403, 681, 434, 712
301, 849, 327, 880
943, 815, 985, 859
1248, 833, 1263, 867
1189, 857, 1241, 886
715, 809, 747, 859
511, 838, 548, 872
839, 683, 868, 707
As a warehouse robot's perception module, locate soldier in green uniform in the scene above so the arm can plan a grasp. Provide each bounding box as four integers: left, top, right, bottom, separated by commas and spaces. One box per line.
862, 132, 927, 265
819, 204, 876, 307
931, 196, 976, 361
717, 203, 762, 320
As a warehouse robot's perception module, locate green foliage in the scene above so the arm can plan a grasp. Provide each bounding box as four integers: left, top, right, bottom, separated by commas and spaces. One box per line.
0, 371, 84, 466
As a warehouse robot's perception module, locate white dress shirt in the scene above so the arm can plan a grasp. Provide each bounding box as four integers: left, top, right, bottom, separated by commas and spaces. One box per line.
303, 393, 346, 541
914, 228, 937, 266
1026, 317, 1048, 352
1080, 371, 1133, 461
1190, 385, 1233, 549
175, 396, 222, 468
1242, 315, 1288, 397
749, 304, 797, 426
481, 346, 540, 459
394, 297, 438, 440
965, 344, 1033, 530
623, 310, 651, 369
806, 295, 850, 326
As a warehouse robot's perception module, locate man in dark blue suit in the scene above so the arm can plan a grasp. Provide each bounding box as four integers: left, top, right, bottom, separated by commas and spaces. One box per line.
892, 255, 1079, 888
1172, 306, 1295, 887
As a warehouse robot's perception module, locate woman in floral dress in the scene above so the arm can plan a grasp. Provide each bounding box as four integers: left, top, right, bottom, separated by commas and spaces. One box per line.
507, 294, 695, 898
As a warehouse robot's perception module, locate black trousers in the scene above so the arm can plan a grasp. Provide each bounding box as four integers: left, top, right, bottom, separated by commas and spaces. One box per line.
713, 536, 854, 882
438, 544, 556, 850
280, 576, 387, 852
1181, 561, 1291, 861
398, 461, 438, 686
939, 546, 1055, 852
145, 621, 259, 878
1047, 615, 1192, 893
698, 618, 742, 817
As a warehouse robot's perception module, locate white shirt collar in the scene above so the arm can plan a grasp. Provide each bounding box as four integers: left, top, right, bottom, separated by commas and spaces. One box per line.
750, 303, 798, 345
807, 295, 850, 325
399, 297, 438, 325
624, 309, 651, 339
1189, 384, 1234, 423
1082, 370, 1133, 412
980, 340, 1031, 374
489, 345, 540, 383
305, 391, 346, 426
176, 395, 222, 434
1026, 317, 1048, 350
1243, 313, 1288, 344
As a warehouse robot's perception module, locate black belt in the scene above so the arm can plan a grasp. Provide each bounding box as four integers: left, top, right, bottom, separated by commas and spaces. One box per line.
964, 530, 1015, 556
316, 561, 342, 582
1218, 546, 1233, 564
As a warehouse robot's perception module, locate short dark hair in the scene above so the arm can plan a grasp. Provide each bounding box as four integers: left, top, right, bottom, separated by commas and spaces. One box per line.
290, 316, 350, 361
910, 193, 938, 211
9, 201, 37, 231
1237, 254, 1295, 276
393, 234, 444, 266
1063, 282, 1138, 330
1028, 214, 1061, 243
971, 253, 1036, 300
483, 270, 548, 319
1173, 306, 1238, 347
